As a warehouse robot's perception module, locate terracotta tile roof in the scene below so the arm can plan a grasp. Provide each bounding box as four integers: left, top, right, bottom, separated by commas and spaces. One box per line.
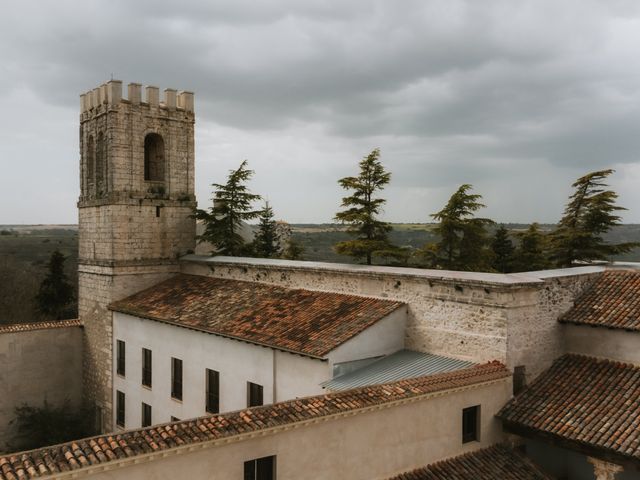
0, 363, 509, 479
109, 274, 404, 357
498, 354, 640, 461
0, 319, 81, 334
387, 444, 552, 479
559, 269, 640, 331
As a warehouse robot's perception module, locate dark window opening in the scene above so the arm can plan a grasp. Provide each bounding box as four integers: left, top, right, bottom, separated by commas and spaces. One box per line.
155, 206, 161, 217
116, 340, 125, 377
206, 369, 220, 414
171, 357, 183, 400
96, 131, 106, 192
142, 403, 152, 427
462, 405, 480, 443
142, 348, 152, 388
244, 455, 276, 480
86, 135, 95, 188
116, 391, 125, 428
247, 382, 263, 408
513, 365, 526, 395
171, 416, 180, 422
144, 133, 165, 182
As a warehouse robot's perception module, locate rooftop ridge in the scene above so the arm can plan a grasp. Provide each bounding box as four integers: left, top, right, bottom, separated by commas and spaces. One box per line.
182, 254, 606, 286
0, 319, 81, 334
0, 362, 509, 480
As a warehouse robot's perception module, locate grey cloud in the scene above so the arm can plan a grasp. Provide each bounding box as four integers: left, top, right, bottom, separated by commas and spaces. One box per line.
1, 0, 640, 223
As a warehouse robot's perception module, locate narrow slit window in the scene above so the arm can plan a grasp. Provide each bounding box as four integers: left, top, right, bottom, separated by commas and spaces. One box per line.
206, 369, 220, 414
171, 357, 183, 400
116, 390, 125, 428
141, 402, 152, 428
116, 340, 125, 377
142, 348, 152, 388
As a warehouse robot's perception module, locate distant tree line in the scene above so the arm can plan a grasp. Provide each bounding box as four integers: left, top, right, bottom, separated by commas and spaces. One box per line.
197, 154, 637, 273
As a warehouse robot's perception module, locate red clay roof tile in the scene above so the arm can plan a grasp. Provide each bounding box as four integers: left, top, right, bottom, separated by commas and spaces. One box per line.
386, 444, 552, 479
0, 363, 508, 480
559, 270, 640, 331
109, 274, 404, 357
498, 354, 640, 461
0, 319, 81, 334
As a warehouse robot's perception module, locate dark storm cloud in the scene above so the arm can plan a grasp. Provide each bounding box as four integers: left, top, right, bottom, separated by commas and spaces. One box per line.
1, 0, 640, 223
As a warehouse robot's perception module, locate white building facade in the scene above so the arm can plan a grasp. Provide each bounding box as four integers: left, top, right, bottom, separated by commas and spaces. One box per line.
111, 302, 406, 430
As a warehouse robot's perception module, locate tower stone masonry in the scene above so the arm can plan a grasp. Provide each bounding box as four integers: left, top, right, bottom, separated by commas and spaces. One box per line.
78, 80, 196, 430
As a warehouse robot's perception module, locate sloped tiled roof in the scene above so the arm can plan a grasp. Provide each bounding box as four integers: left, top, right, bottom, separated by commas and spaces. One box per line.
498, 354, 640, 461
559, 269, 640, 331
0, 363, 509, 480
387, 444, 552, 479
109, 274, 404, 358
0, 319, 81, 334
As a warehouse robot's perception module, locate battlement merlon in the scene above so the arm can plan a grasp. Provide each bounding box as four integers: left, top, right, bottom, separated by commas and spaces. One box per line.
79, 80, 194, 113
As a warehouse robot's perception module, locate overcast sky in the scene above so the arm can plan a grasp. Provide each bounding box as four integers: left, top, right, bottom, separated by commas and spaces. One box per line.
1, 0, 640, 224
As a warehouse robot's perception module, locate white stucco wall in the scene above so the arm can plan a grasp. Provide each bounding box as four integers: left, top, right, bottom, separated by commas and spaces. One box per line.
327, 306, 406, 368
83, 376, 512, 480
564, 324, 640, 365
112, 309, 406, 430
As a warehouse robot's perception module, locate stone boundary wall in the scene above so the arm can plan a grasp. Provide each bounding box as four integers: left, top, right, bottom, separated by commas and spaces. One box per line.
0, 323, 83, 453
181, 256, 603, 381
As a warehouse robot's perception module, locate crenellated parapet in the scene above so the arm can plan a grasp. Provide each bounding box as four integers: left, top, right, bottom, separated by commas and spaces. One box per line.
80, 80, 194, 116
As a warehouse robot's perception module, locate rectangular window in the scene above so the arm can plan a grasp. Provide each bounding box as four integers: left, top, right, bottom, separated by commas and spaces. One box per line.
206, 369, 220, 414
142, 402, 152, 427
244, 455, 276, 480
247, 382, 263, 408
116, 391, 125, 428
116, 340, 126, 377
171, 358, 183, 400
142, 348, 152, 388
462, 405, 480, 443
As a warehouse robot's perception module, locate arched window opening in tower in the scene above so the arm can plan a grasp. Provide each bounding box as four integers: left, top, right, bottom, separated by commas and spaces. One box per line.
144, 133, 165, 182
86, 135, 95, 192
96, 132, 106, 194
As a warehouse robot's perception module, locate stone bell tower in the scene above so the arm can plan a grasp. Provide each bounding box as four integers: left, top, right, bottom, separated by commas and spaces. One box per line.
78, 80, 196, 430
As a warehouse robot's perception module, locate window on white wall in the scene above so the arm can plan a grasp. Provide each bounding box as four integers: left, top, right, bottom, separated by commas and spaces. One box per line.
247, 382, 263, 407
116, 391, 125, 428
142, 348, 152, 388
206, 369, 220, 414
142, 402, 152, 427
171, 357, 183, 400
116, 340, 125, 377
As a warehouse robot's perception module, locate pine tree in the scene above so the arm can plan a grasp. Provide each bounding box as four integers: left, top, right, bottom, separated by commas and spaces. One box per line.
35, 250, 74, 320
253, 202, 280, 258
491, 225, 515, 273
282, 238, 305, 260
550, 169, 637, 267
512, 223, 551, 272
334, 148, 393, 265
426, 184, 493, 271
194, 160, 261, 256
